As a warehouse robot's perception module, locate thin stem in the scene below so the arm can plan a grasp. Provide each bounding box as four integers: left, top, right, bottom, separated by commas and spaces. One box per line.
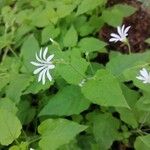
126, 41, 131, 54
28, 136, 41, 144
86, 53, 94, 75
139, 112, 150, 130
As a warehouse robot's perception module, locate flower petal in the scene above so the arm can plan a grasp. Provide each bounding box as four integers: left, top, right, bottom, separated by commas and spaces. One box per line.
46, 54, 54, 62
124, 26, 131, 34
48, 64, 55, 69
110, 33, 121, 40
46, 69, 52, 81
31, 61, 44, 67
109, 38, 119, 42
33, 65, 46, 74
140, 68, 149, 78
42, 69, 47, 84
117, 26, 122, 37
43, 47, 48, 60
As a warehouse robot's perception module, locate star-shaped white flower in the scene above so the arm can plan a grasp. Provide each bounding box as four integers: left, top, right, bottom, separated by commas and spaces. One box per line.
136, 68, 150, 84
109, 25, 131, 43
31, 47, 55, 84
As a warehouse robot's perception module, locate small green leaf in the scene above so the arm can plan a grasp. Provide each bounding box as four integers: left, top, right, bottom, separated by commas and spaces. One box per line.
78, 37, 107, 53
38, 118, 87, 150
63, 25, 78, 47
58, 52, 89, 85
134, 135, 150, 150
106, 51, 150, 77
39, 85, 90, 116
0, 109, 22, 145
76, 0, 106, 15
82, 70, 129, 108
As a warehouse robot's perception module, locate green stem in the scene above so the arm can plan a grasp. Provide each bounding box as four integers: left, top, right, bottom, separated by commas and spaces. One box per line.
28, 136, 41, 144
126, 41, 131, 55
86, 53, 94, 75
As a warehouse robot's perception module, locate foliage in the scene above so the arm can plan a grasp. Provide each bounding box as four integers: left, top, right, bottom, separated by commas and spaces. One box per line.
0, 0, 149, 150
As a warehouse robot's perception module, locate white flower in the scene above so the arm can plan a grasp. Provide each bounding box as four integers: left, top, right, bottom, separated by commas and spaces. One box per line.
109, 25, 131, 43
31, 47, 55, 85
136, 68, 150, 84
30, 148, 35, 150
78, 79, 86, 87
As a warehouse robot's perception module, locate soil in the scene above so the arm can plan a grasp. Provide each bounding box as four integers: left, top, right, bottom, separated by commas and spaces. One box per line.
99, 0, 150, 53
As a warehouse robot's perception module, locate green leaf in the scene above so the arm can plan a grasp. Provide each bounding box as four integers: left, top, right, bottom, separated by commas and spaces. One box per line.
0, 98, 18, 114
102, 4, 136, 26
39, 85, 90, 116
58, 52, 89, 85
116, 84, 139, 128
9, 142, 28, 150
6, 74, 33, 103
78, 37, 107, 53
17, 100, 36, 125
106, 52, 150, 77
82, 70, 129, 108
20, 34, 40, 72
135, 96, 150, 112
134, 135, 150, 150
87, 113, 120, 150
38, 118, 87, 150
23, 77, 54, 94
0, 109, 22, 145
76, 0, 106, 15
41, 24, 60, 44
63, 25, 78, 47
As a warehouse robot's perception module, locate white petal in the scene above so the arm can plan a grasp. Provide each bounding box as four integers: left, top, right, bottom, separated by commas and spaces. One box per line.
124, 26, 131, 34
33, 65, 46, 74
117, 26, 122, 37
121, 25, 125, 35
110, 33, 121, 40
140, 68, 149, 78
43, 47, 48, 60
109, 38, 119, 42
46, 54, 54, 62
38, 70, 45, 82
36, 53, 45, 63
42, 69, 47, 84
31, 61, 43, 67
48, 64, 55, 69
136, 76, 146, 81
46, 70, 52, 81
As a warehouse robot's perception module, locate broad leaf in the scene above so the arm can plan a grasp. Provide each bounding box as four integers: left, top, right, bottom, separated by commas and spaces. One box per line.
39, 85, 90, 116
78, 37, 107, 53
0, 109, 22, 145
20, 35, 40, 72
134, 135, 150, 150
38, 118, 87, 150
76, 0, 106, 15
82, 70, 129, 108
